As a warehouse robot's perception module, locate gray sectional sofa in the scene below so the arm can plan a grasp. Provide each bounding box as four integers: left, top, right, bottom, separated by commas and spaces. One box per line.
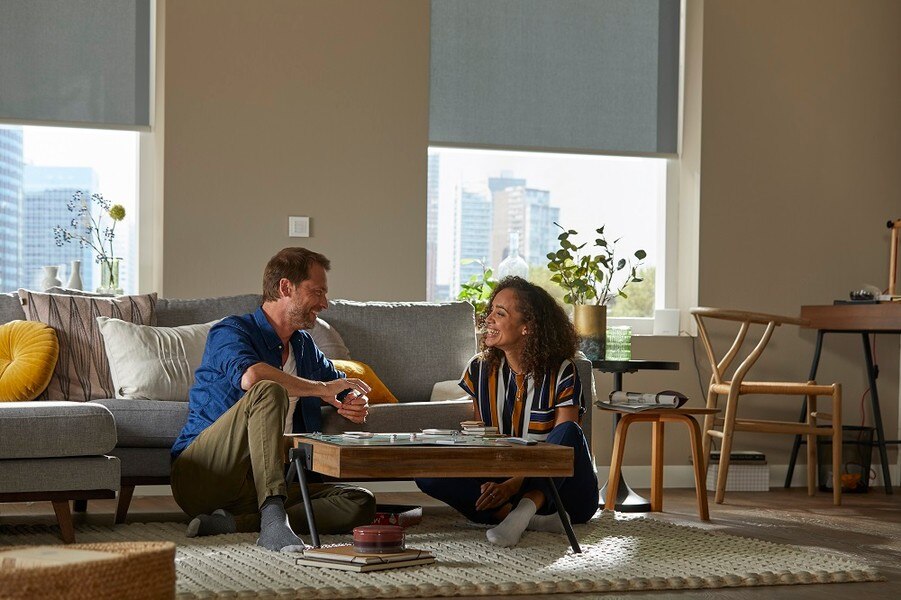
0, 292, 594, 528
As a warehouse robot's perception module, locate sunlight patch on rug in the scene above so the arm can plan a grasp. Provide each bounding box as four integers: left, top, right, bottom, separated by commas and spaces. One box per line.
1, 512, 881, 598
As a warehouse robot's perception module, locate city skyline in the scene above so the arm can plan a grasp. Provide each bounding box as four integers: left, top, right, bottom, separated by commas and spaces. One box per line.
429, 146, 664, 301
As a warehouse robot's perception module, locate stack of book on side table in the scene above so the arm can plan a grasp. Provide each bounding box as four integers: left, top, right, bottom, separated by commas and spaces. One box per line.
596, 390, 689, 413
296, 546, 435, 572
699, 451, 769, 492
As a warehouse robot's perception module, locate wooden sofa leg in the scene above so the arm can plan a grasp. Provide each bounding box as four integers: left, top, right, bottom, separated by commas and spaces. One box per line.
115, 485, 135, 524
52, 500, 75, 543
73, 499, 87, 513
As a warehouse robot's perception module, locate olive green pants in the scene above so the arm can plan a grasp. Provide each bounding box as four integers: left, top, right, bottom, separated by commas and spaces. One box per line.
171, 380, 375, 534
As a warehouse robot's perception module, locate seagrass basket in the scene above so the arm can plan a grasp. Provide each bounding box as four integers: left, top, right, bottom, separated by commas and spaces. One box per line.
0, 541, 175, 600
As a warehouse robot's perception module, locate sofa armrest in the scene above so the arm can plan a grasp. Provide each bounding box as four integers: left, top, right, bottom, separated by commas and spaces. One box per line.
320, 400, 475, 434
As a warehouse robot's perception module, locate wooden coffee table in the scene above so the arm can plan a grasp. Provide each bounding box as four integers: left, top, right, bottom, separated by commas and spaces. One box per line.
286, 433, 581, 552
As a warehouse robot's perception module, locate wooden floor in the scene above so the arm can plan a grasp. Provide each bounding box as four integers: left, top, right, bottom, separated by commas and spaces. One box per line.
2, 487, 900, 599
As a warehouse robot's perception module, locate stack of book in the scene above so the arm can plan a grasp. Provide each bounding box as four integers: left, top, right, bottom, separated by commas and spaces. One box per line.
703, 451, 769, 492
460, 421, 500, 437
295, 546, 435, 572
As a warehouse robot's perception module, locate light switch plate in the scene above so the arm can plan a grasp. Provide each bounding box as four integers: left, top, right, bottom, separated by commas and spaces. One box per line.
288, 216, 310, 237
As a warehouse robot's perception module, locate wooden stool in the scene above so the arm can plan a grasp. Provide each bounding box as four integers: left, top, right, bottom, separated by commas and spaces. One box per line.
605, 407, 720, 521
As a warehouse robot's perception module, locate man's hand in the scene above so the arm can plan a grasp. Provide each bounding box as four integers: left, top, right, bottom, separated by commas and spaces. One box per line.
337, 391, 369, 424
320, 378, 371, 424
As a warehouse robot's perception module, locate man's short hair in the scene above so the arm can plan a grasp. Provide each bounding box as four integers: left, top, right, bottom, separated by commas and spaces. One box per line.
262, 247, 331, 302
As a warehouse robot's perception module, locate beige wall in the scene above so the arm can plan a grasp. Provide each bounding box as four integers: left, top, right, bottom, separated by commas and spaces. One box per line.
163, 0, 429, 300
592, 0, 901, 476
161, 1, 901, 478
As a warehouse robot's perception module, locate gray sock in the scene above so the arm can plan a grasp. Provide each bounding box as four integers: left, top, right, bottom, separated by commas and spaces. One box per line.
256, 496, 306, 553
186, 509, 236, 538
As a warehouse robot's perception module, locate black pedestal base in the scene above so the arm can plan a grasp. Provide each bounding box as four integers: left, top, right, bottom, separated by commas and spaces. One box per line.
599, 473, 651, 513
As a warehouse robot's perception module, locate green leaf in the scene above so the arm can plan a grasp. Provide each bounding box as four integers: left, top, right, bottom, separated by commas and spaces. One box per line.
558, 233, 568, 240
617, 259, 626, 270
563, 293, 572, 304
634, 249, 647, 259
568, 229, 577, 235
595, 238, 607, 247
633, 278, 643, 283
546, 252, 556, 260
555, 249, 568, 260
619, 291, 628, 298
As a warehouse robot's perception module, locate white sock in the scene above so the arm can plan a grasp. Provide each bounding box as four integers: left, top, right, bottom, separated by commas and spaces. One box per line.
526, 513, 565, 533
486, 498, 538, 547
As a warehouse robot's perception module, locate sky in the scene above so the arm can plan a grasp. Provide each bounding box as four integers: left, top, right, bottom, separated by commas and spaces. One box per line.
431, 146, 666, 285
21, 125, 139, 211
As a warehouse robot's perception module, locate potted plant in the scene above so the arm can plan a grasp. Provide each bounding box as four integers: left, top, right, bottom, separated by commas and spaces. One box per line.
546, 223, 646, 359
456, 258, 497, 321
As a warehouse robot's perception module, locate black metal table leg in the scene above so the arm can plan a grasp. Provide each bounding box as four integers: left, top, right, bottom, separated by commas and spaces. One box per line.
862, 333, 893, 494
287, 445, 321, 547
786, 330, 825, 488
546, 477, 581, 554
599, 372, 652, 512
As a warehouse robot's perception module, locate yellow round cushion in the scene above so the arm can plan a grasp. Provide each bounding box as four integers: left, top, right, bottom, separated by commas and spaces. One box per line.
0, 320, 59, 402
331, 359, 399, 405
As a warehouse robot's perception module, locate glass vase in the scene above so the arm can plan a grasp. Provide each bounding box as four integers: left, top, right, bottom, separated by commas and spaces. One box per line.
98, 258, 123, 295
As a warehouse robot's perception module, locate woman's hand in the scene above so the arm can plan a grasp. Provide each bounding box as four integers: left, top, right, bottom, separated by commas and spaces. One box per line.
475, 478, 522, 511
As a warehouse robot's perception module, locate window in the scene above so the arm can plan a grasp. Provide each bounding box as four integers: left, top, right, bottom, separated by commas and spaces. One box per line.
427, 147, 666, 323
0, 125, 139, 294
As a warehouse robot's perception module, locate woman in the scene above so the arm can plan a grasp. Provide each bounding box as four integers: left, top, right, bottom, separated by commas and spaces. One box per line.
416, 276, 599, 547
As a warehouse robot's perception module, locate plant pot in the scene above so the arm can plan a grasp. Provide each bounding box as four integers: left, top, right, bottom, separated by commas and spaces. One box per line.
573, 304, 607, 360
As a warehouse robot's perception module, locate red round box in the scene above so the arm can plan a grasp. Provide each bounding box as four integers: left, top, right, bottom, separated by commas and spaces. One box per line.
352, 524, 405, 554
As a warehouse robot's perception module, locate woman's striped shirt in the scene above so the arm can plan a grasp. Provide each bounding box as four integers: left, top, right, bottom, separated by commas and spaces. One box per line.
458, 355, 583, 442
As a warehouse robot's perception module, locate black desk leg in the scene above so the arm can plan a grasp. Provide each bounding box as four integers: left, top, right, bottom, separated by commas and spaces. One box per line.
547, 477, 581, 554
287, 445, 321, 547
862, 333, 893, 494
785, 330, 824, 488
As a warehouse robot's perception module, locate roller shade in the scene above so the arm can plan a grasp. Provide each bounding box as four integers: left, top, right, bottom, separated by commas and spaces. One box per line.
429, 0, 680, 155
0, 0, 151, 129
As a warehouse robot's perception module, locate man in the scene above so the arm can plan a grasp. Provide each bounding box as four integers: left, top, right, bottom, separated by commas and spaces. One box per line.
170, 247, 376, 552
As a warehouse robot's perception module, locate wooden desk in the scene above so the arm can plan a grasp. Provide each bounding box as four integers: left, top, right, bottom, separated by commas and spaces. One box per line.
786, 302, 901, 494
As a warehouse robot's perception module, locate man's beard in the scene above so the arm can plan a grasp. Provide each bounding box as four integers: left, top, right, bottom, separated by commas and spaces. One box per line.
288, 305, 316, 330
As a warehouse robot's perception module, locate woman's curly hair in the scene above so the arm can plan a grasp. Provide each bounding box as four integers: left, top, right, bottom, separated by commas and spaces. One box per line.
479, 276, 578, 380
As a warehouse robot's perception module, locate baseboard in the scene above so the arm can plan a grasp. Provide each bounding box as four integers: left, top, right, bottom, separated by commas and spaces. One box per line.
131, 464, 899, 497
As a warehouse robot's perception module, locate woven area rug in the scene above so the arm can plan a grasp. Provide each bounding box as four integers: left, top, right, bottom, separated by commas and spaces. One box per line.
1, 512, 881, 598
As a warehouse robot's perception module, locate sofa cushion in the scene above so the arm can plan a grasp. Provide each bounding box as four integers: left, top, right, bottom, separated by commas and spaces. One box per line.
156, 294, 261, 327
307, 317, 351, 360
0, 456, 119, 494
17, 289, 157, 401
322, 300, 476, 403
0, 292, 26, 324
0, 401, 116, 458
93, 398, 189, 448
109, 447, 174, 478
0, 321, 59, 402
332, 359, 398, 404
97, 317, 217, 401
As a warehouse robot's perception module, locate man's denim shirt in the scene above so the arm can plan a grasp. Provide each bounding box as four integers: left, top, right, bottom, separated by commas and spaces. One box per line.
171, 307, 342, 458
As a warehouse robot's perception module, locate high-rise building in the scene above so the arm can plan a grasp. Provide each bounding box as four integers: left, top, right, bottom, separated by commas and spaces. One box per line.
0, 127, 23, 292
22, 166, 98, 291
488, 172, 529, 270
426, 152, 440, 300
453, 185, 492, 294
492, 186, 559, 269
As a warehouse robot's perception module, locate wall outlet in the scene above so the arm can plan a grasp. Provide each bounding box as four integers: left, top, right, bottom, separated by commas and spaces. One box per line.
288, 216, 310, 237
